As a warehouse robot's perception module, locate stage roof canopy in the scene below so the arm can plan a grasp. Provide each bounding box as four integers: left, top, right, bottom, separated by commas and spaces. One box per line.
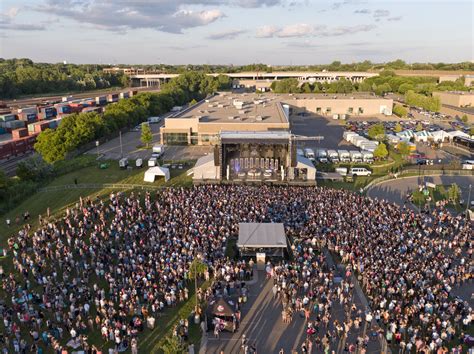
220, 131, 291, 145
237, 223, 287, 248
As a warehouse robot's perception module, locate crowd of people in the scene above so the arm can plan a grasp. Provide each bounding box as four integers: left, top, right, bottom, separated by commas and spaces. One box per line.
0, 185, 472, 353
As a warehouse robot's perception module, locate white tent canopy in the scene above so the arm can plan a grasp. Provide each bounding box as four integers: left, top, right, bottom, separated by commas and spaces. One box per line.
237, 223, 287, 248
144, 166, 170, 183
296, 155, 316, 180
193, 154, 220, 181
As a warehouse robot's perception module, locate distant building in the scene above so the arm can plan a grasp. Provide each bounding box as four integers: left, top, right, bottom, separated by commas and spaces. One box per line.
432, 91, 474, 107
160, 92, 393, 146
103, 67, 144, 75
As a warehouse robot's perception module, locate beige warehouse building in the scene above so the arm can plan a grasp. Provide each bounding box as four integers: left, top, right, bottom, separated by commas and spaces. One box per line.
433, 91, 474, 107
160, 93, 393, 145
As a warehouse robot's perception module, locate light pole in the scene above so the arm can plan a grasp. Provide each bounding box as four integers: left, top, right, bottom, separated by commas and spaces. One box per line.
95, 140, 99, 159
119, 131, 123, 159
194, 253, 202, 324
466, 184, 472, 215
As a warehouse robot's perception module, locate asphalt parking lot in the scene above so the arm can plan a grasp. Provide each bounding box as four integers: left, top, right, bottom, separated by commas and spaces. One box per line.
87, 123, 212, 162
290, 113, 351, 150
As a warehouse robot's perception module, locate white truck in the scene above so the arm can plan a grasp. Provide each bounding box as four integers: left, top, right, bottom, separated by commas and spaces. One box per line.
148, 157, 158, 167
337, 150, 351, 163
152, 144, 165, 158
327, 150, 339, 163
349, 150, 363, 163
119, 158, 128, 169
316, 149, 328, 163
304, 148, 315, 160
362, 151, 374, 164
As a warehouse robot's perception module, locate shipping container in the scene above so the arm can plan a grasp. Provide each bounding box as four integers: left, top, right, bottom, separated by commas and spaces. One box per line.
18, 112, 38, 122
17, 107, 37, 115
0, 114, 16, 122
0, 127, 6, 134
119, 92, 130, 99
107, 93, 119, 103
0, 142, 13, 160
54, 104, 71, 114
95, 96, 107, 105
12, 128, 28, 140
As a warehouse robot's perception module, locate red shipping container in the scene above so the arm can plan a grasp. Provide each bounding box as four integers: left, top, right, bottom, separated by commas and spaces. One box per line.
0, 142, 13, 160
12, 128, 28, 140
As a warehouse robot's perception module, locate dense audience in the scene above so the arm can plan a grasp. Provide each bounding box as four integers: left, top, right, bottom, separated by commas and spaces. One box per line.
0, 185, 472, 353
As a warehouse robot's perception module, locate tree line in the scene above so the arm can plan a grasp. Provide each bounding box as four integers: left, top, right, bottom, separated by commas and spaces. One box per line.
0, 58, 129, 98
111, 59, 474, 74
34, 72, 232, 163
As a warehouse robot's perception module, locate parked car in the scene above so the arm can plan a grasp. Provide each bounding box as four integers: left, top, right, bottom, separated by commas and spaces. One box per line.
349, 167, 372, 176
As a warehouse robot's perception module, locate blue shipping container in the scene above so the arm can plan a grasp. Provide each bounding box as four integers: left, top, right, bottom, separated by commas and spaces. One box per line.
45, 107, 57, 118
0, 127, 5, 134
26, 113, 37, 121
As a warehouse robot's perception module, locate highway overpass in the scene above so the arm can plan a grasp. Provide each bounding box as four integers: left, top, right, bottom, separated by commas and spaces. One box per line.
130, 71, 379, 87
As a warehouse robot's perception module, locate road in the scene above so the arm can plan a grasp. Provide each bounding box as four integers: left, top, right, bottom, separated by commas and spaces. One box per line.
366, 175, 474, 207
3, 86, 159, 109
88, 120, 212, 162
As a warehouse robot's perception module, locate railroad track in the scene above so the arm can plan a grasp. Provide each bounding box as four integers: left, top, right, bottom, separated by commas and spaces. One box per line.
0, 153, 33, 176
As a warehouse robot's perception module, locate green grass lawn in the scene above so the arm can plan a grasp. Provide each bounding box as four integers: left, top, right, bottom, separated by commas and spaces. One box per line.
0, 161, 192, 243
411, 185, 463, 212
0, 158, 200, 354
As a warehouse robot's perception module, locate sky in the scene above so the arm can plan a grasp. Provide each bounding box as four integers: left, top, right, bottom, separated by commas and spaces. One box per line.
0, 0, 472, 65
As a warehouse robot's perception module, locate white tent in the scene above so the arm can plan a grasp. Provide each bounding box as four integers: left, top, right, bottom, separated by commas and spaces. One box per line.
193, 154, 220, 181
296, 155, 316, 180
237, 223, 287, 249
144, 166, 170, 183
431, 130, 449, 142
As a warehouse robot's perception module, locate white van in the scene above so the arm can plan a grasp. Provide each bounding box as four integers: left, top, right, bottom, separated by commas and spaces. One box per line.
349, 167, 372, 176
462, 160, 474, 170
304, 148, 315, 160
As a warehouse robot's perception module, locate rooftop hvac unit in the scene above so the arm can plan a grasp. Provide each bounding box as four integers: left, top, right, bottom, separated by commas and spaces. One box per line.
228, 116, 235, 120
208, 104, 215, 108
238, 110, 246, 114
218, 104, 224, 108
256, 116, 263, 121
205, 99, 210, 102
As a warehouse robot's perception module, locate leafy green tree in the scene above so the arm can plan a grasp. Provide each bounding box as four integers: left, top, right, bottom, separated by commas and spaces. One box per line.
393, 105, 408, 117
161, 335, 186, 354
447, 183, 461, 203
368, 123, 385, 140
373, 142, 388, 159
394, 123, 403, 133
141, 123, 153, 148
461, 115, 468, 123
470, 126, 474, 135
415, 123, 423, 132
397, 141, 411, 157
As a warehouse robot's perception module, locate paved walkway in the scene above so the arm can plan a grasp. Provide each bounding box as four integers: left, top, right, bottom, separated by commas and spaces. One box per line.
203, 262, 382, 354
367, 175, 474, 207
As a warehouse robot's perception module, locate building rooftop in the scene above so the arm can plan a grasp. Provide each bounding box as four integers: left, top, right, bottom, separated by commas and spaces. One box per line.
171, 92, 389, 124
171, 93, 290, 124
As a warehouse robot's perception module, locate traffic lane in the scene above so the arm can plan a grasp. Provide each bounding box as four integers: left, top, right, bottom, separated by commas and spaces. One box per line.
367, 175, 474, 207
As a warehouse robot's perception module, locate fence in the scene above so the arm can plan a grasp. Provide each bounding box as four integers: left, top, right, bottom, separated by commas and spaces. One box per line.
363, 169, 473, 192
38, 183, 168, 193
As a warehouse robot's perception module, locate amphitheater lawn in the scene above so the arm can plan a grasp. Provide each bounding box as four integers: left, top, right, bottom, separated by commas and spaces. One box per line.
0, 162, 192, 244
